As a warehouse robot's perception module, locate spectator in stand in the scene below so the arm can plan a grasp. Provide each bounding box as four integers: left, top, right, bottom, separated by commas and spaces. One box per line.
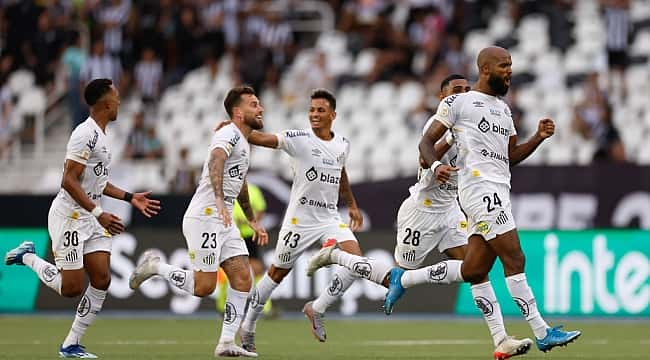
25, 9, 64, 89
79, 38, 122, 89
62, 31, 88, 128
143, 126, 164, 160
96, 0, 132, 58
123, 111, 147, 160
134, 47, 163, 104
0, 80, 13, 160
443, 32, 469, 76
573, 72, 626, 162
602, 0, 631, 96
169, 147, 198, 194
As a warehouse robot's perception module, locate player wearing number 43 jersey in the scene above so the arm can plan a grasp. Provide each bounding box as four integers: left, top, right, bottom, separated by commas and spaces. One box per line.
229, 89, 366, 353
5, 79, 161, 359
129, 86, 269, 358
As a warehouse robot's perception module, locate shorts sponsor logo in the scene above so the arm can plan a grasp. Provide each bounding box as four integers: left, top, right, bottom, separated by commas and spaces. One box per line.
203, 253, 216, 266
278, 252, 291, 263
223, 302, 237, 324
170, 270, 186, 287
496, 211, 509, 225
514, 297, 530, 317
306, 167, 318, 181
42, 265, 58, 283
474, 296, 494, 316
429, 262, 448, 282
327, 274, 343, 296
65, 249, 79, 263
77, 295, 91, 317
476, 221, 490, 234
352, 262, 372, 279
402, 250, 416, 263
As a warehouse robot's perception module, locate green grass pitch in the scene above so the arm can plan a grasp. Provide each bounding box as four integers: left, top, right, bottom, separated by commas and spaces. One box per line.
0, 316, 648, 359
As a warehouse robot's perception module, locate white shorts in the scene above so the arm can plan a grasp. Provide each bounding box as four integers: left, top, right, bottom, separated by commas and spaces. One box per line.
48, 206, 112, 271
183, 216, 248, 272
458, 181, 516, 241
273, 221, 357, 269
393, 197, 467, 269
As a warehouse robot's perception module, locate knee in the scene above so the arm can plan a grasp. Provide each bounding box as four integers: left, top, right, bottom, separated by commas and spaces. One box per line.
90, 273, 111, 291
61, 282, 84, 298
267, 266, 289, 283
194, 280, 216, 297
229, 273, 252, 292
461, 267, 488, 285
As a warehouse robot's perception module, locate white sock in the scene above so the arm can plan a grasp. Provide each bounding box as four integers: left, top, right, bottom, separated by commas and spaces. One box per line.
471, 281, 507, 347
158, 262, 195, 295
62, 285, 107, 348
23, 253, 62, 295
330, 248, 392, 284
400, 260, 464, 288
241, 274, 278, 333
219, 286, 249, 343
311, 266, 356, 313
506, 273, 549, 339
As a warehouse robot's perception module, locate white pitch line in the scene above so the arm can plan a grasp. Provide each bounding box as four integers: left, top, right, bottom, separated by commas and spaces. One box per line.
360, 339, 617, 346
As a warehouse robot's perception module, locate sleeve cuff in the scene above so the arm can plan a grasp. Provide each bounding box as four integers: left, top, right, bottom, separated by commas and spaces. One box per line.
66, 154, 88, 166
433, 117, 452, 129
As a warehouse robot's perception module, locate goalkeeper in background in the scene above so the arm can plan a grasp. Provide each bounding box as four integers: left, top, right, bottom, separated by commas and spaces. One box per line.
217, 182, 272, 315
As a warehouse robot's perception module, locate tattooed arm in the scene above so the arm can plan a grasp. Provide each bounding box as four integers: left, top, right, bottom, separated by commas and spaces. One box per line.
339, 167, 363, 231
209, 147, 231, 226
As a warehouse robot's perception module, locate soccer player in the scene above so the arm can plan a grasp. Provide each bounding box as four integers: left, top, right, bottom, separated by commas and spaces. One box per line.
128, 85, 268, 358
415, 46, 581, 354
236, 89, 364, 352
308, 74, 536, 359
4, 78, 161, 359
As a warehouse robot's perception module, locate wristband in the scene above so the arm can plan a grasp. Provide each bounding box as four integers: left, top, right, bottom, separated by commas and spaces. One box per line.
124, 192, 133, 203
432, 160, 443, 173
445, 132, 455, 145
91, 206, 104, 218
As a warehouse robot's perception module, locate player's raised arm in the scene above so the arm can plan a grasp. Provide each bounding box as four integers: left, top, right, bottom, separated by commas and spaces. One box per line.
208, 147, 231, 226
419, 120, 448, 168
103, 183, 161, 218
508, 118, 555, 166
237, 178, 269, 246
339, 167, 363, 231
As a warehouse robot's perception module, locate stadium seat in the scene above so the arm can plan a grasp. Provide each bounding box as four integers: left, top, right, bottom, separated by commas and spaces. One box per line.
7, 70, 35, 97
353, 49, 377, 77
396, 81, 425, 112
367, 82, 396, 110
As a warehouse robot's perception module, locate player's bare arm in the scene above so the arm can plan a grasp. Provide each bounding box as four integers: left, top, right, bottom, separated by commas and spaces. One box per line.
418, 120, 448, 168
237, 178, 269, 246
339, 167, 363, 231
509, 118, 555, 166
62, 159, 124, 235
103, 183, 161, 218
208, 147, 231, 226
248, 130, 279, 149
432, 136, 458, 184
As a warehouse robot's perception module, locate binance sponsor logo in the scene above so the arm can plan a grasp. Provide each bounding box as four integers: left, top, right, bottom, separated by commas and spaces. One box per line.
476, 221, 490, 235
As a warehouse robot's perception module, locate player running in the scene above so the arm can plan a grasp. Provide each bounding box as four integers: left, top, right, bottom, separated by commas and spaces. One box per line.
308, 74, 535, 359
414, 46, 581, 354
232, 89, 364, 352
4, 78, 161, 359
129, 85, 268, 358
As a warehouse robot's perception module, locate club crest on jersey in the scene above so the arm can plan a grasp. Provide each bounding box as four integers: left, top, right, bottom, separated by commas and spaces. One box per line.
86, 130, 99, 151
305, 167, 318, 181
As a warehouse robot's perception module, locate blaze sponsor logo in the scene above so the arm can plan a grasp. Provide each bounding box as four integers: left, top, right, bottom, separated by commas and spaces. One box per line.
478, 118, 490, 133
306, 167, 318, 181
478, 118, 510, 137
320, 172, 340, 184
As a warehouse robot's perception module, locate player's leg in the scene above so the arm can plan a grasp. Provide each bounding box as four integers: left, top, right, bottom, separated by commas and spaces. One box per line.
489, 228, 581, 352
215, 252, 257, 358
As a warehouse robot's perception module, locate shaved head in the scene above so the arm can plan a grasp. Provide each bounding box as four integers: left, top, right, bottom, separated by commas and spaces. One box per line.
476, 46, 512, 96
477, 46, 510, 72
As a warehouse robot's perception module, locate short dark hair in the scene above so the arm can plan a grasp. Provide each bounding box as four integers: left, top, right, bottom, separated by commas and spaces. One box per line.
440, 74, 467, 91
310, 88, 336, 110
84, 78, 113, 106
224, 85, 256, 118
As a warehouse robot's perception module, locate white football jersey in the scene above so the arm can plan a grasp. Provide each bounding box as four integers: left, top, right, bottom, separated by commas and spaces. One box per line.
433, 90, 516, 191
52, 117, 112, 217
185, 123, 250, 218
408, 117, 459, 212
276, 128, 350, 228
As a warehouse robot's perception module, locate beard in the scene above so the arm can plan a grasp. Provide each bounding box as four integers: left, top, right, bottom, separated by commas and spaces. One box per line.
488, 73, 509, 96
244, 114, 264, 130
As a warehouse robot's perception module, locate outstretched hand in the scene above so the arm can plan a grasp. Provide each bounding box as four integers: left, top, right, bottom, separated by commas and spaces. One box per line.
131, 191, 161, 218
